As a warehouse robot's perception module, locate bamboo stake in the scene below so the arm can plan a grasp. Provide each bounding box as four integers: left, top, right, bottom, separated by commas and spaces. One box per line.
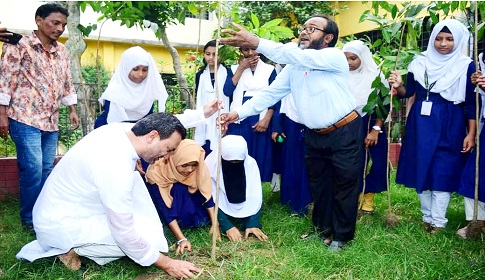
191, 4, 203, 105
385, 22, 406, 228
211, 0, 223, 260
466, 2, 482, 239
360, 67, 386, 212
358, 118, 371, 212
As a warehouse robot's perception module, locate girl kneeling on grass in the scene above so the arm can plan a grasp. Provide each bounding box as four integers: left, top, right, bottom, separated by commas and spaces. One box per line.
205, 135, 268, 242
145, 139, 220, 254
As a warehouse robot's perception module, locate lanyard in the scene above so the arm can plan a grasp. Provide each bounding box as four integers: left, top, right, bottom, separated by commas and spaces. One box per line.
424, 70, 437, 101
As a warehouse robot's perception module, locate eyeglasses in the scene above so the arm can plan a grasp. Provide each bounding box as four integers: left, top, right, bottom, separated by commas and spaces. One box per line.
298, 26, 325, 34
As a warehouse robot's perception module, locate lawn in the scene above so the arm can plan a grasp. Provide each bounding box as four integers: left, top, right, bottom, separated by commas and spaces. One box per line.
1, 179, 485, 279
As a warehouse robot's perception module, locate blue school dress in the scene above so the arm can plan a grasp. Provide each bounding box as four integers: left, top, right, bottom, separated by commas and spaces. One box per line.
146, 182, 214, 228
396, 64, 476, 193
194, 66, 235, 156
458, 122, 485, 202
94, 100, 154, 129
227, 70, 278, 182
273, 112, 312, 215
361, 114, 388, 194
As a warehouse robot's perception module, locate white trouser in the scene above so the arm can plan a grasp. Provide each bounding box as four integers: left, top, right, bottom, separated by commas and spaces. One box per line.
464, 197, 485, 221
74, 173, 167, 266
418, 190, 450, 228
74, 244, 125, 265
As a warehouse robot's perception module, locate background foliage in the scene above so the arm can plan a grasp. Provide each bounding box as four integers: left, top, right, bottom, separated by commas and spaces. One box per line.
57, 63, 113, 151
235, 1, 337, 38
3, 1, 485, 151
342, 1, 485, 140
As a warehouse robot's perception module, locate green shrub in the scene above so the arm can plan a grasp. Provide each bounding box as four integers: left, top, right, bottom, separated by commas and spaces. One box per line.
0, 137, 16, 157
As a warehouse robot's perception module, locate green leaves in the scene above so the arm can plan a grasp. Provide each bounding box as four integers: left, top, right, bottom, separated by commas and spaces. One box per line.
251, 14, 260, 29
234, 1, 334, 38
245, 14, 293, 42
362, 75, 394, 120
403, 3, 427, 18
262, 18, 283, 28
186, 2, 199, 15
356, 2, 429, 125
77, 23, 97, 37
258, 19, 294, 41
82, 1, 205, 38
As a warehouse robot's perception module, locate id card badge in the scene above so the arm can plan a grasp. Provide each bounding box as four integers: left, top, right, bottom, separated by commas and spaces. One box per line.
421, 101, 432, 116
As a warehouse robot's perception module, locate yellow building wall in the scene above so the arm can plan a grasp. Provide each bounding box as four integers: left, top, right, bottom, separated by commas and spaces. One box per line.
334, 1, 456, 38
3, 1, 465, 76
55, 38, 194, 75
1, 37, 200, 76
335, 1, 377, 37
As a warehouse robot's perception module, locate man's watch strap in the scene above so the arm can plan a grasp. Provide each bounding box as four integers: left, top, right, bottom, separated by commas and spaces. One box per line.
372, 125, 383, 133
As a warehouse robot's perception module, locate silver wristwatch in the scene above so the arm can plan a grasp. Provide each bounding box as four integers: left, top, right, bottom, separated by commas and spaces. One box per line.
372, 125, 383, 133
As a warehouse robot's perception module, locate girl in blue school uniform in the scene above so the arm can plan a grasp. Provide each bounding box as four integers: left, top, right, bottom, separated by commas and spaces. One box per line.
193, 40, 235, 156
228, 48, 278, 182
272, 93, 313, 215
456, 51, 485, 238
389, 19, 477, 233
343, 40, 389, 214
205, 135, 268, 242
95, 46, 168, 129
145, 139, 220, 254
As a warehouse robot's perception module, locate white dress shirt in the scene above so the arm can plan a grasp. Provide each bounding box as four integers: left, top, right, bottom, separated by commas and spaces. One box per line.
235, 39, 356, 129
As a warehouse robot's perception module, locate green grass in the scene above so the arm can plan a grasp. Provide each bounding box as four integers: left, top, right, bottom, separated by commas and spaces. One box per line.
1, 179, 485, 280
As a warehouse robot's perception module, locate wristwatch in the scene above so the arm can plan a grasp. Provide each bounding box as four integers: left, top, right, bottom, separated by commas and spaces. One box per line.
372, 125, 383, 133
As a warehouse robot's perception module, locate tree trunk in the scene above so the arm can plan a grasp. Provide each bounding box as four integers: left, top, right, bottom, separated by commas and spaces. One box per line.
59, 1, 93, 135
159, 27, 195, 109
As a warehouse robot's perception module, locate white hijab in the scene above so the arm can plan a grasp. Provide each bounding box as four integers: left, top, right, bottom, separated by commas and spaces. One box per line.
343, 40, 389, 116
99, 46, 168, 123
205, 135, 262, 218
230, 60, 275, 122
193, 65, 230, 150
408, 19, 471, 104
